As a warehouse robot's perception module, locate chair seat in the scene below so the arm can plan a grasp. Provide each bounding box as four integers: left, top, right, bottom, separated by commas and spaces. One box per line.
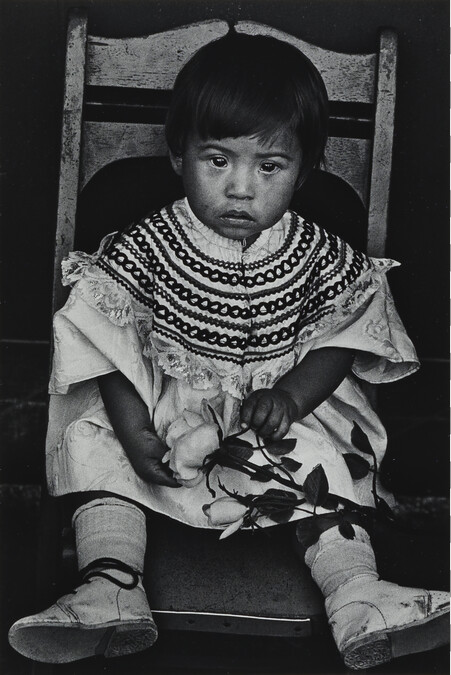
144, 512, 325, 637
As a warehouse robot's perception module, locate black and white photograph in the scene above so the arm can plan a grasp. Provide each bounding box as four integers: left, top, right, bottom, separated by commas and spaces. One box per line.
1, 1, 449, 674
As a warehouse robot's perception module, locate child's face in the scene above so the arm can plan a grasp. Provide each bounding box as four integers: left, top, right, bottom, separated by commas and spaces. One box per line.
170, 130, 302, 242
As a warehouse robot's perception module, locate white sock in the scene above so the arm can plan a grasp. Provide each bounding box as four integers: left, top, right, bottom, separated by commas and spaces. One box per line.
305, 525, 378, 597
72, 497, 147, 584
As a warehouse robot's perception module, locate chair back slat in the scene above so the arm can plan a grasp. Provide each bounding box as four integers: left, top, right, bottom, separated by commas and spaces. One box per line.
235, 21, 377, 104
81, 122, 166, 190
325, 138, 371, 205
86, 20, 230, 89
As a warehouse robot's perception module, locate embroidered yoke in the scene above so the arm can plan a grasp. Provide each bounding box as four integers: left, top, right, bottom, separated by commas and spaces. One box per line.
46, 198, 419, 528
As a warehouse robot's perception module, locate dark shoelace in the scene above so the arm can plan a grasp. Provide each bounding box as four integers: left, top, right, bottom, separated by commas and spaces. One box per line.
79, 557, 140, 590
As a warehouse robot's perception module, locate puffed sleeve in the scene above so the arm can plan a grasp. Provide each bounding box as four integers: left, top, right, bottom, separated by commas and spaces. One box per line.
309, 272, 419, 383
49, 233, 156, 406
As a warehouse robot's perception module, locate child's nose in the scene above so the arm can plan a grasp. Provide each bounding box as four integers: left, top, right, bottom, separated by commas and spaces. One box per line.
225, 168, 255, 200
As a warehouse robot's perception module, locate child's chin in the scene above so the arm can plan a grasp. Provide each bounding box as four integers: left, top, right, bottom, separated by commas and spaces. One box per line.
219, 227, 261, 242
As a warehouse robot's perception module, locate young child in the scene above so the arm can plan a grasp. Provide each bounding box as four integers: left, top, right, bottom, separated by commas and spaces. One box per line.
9, 31, 449, 670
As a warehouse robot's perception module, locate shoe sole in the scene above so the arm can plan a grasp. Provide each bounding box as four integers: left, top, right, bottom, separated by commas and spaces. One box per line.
103, 622, 158, 658
8, 619, 158, 663
343, 606, 449, 670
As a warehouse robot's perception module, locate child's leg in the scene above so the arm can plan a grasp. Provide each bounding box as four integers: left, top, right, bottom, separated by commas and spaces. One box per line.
8, 495, 157, 663
295, 515, 449, 670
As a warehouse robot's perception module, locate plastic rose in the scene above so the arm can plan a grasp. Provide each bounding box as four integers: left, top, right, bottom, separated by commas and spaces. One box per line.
203, 496, 249, 539
163, 419, 220, 488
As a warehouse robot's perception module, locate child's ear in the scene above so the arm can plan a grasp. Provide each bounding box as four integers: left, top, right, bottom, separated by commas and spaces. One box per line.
169, 150, 183, 176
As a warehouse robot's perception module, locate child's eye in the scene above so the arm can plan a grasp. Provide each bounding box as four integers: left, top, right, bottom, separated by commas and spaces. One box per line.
260, 162, 280, 174
210, 156, 228, 168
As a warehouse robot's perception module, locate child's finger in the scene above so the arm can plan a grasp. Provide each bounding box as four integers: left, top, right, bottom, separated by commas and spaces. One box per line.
256, 406, 283, 438
240, 395, 260, 428
270, 411, 291, 440
147, 461, 182, 487
248, 397, 275, 431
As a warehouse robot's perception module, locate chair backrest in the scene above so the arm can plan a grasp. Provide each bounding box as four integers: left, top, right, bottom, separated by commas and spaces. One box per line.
54, 9, 397, 313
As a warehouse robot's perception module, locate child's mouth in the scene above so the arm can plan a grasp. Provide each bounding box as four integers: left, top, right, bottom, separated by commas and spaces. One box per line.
221, 210, 255, 223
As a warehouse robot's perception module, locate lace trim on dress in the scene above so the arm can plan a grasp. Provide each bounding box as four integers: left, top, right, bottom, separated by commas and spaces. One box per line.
61, 232, 117, 285
295, 259, 398, 344
61, 240, 134, 328
61, 251, 245, 397
60, 246, 400, 397
143, 334, 246, 398
137, 260, 398, 397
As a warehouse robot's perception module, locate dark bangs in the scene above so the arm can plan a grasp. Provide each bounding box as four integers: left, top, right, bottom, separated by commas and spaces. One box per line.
165, 32, 329, 182
192, 59, 301, 147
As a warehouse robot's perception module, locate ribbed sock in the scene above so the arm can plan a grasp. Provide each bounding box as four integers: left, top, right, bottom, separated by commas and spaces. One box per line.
305, 525, 378, 597
72, 497, 147, 584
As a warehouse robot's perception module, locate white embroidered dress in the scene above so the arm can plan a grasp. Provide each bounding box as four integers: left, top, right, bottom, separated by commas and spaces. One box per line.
46, 199, 418, 528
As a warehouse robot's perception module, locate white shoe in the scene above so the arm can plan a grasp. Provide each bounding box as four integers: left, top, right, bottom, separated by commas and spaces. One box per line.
8, 574, 158, 663
327, 576, 449, 669
302, 523, 449, 669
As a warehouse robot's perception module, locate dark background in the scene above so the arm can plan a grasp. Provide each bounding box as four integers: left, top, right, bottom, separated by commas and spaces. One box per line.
0, 1, 449, 674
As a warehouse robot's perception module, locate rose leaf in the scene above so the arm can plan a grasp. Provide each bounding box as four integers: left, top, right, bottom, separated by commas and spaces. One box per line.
250, 465, 274, 482
280, 457, 303, 473
351, 422, 374, 456
303, 464, 329, 507
322, 494, 340, 510
264, 438, 297, 456
262, 488, 299, 502
268, 508, 295, 524
343, 453, 371, 479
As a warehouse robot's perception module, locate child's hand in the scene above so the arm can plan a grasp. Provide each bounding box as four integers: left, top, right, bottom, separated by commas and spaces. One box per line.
240, 388, 298, 440
127, 427, 181, 487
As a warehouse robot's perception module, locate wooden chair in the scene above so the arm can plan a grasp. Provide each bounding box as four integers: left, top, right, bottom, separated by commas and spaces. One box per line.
37, 7, 398, 659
